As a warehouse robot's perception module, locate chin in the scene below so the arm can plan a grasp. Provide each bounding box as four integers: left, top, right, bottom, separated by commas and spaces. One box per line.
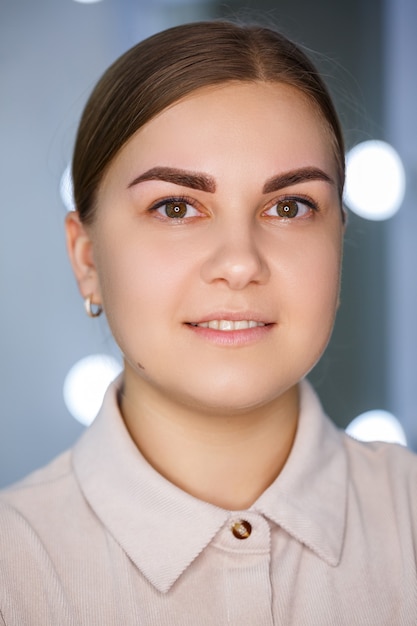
175, 376, 298, 415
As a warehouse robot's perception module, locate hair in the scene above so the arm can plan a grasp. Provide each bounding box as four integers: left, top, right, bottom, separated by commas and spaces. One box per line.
72, 20, 345, 225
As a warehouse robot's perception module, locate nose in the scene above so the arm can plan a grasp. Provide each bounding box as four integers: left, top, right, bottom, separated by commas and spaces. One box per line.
200, 219, 270, 290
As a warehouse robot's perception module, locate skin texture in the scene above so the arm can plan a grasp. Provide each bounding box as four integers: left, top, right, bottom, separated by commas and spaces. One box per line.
66, 81, 344, 509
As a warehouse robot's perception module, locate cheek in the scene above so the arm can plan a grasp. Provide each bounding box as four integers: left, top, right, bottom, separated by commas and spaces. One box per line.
278, 227, 342, 323
277, 230, 342, 379
93, 233, 192, 330
299, 234, 342, 325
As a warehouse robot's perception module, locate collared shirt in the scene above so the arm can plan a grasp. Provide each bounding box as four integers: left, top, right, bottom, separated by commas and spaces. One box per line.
1, 379, 417, 625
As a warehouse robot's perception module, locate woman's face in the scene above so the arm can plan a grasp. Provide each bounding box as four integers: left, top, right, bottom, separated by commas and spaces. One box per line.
71, 81, 344, 413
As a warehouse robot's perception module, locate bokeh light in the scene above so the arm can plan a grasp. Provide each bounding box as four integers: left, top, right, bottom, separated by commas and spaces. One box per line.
59, 164, 75, 212
63, 354, 122, 426
346, 409, 407, 446
344, 140, 405, 220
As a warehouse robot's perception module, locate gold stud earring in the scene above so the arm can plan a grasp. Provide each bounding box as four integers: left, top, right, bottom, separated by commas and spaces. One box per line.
84, 295, 103, 318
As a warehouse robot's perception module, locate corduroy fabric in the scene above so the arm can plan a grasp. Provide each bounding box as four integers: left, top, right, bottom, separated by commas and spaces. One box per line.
1, 379, 417, 625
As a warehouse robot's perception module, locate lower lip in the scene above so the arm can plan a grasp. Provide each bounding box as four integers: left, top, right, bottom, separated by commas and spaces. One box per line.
186, 323, 274, 346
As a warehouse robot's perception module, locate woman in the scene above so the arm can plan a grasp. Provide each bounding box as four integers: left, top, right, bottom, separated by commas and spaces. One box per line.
1, 21, 416, 626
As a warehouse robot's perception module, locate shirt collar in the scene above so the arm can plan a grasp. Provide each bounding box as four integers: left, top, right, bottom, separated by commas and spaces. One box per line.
72, 382, 229, 593
253, 380, 347, 567
73, 378, 347, 593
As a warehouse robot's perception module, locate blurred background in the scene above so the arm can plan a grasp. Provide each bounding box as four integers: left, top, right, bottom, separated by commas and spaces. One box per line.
1, 0, 416, 488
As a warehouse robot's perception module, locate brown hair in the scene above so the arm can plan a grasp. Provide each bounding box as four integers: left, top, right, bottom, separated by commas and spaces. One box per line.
72, 20, 345, 224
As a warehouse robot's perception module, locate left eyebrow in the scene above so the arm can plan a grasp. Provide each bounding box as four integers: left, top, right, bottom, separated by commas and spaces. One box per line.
128, 166, 216, 193
263, 167, 334, 194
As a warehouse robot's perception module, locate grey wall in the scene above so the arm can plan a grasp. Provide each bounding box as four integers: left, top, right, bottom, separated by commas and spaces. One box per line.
385, 0, 417, 448
1, 0, 416, 488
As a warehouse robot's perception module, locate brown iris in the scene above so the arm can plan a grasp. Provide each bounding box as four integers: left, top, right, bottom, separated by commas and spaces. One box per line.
165, 201, 188, 218
276, 199, 298, 218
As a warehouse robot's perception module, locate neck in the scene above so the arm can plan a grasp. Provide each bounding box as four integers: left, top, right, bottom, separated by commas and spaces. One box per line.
120, 370, 299, 510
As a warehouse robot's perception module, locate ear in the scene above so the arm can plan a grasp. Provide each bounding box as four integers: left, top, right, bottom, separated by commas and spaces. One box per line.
65, 211, 102, 303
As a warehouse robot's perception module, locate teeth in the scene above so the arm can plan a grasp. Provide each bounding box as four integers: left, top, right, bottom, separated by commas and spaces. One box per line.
197, 320, 265, 331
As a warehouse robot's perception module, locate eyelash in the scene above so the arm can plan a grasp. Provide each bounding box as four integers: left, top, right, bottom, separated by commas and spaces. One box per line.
263, 195, 318, 219
148, 194, 319, 221
148, 196, 201, 220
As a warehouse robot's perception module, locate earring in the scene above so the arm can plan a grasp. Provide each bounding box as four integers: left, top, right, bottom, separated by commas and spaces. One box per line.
84, 295, 103, 318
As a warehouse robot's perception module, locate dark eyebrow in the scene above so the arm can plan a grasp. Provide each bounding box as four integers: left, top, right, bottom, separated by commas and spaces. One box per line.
128, 165, 333, 195
128, 166, 216, 193
263, 167, 334, 194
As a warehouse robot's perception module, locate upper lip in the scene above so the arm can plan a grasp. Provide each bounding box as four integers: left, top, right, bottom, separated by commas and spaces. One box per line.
186, 311, 275, 325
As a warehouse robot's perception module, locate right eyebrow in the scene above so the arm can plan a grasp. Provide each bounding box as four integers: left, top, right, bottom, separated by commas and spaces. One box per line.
128, 166, 216, 193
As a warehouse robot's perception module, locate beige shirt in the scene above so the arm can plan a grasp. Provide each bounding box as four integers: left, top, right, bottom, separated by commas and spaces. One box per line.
1, 379, 417, 625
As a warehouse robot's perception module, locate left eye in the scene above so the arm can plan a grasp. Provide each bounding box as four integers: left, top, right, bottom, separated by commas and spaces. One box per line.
156, 200, 200, 219
264, 198, 312, 218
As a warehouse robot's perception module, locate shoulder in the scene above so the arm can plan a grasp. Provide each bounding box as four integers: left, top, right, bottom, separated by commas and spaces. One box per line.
0, 450, 99, 623
0, 449, 74, 512
343, 432, 417, 483
0, 450, 77, 557
0, 448, 95, 554
342, 433, 417, 527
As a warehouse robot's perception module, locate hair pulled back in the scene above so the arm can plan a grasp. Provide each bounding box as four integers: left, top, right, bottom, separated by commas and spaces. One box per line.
72, 20, 345, 224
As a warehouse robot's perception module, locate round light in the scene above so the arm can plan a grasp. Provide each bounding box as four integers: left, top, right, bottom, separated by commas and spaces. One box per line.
346, 409, 407, 446
59, 164, 75, 212
63, 354, 122, 426
344, 140, 405, 220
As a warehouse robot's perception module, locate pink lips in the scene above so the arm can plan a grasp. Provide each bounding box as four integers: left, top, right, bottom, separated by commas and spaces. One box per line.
185, 313, 274, 346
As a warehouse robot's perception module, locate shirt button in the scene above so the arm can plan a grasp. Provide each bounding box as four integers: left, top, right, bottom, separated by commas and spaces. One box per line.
231, 520, 252, 539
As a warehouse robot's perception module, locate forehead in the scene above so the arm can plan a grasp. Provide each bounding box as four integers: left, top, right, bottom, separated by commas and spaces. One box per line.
103, 81, 337, 188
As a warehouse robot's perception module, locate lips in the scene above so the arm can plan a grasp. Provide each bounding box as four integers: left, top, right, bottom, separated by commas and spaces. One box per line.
190, 320, 266, 331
